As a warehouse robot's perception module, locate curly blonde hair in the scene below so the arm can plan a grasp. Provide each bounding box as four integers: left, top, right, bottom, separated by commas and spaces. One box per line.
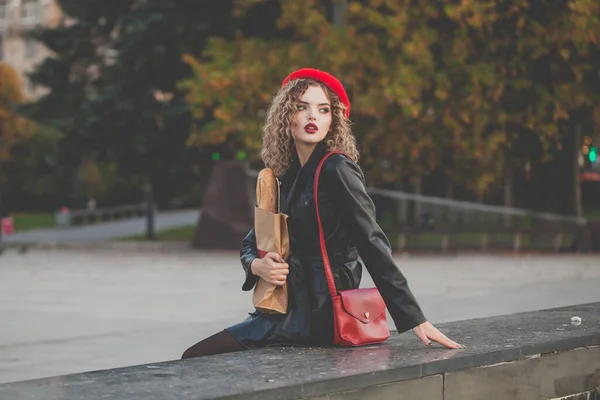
260, 78, 360, 177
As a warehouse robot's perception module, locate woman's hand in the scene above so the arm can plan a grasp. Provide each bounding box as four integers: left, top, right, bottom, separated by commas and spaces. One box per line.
250, 252, 289, 286
413, 321, 465, 349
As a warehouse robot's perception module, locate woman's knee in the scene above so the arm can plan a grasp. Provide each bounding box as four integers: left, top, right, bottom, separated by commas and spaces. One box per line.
181, 348, 193, 360
181, 330, 245, 359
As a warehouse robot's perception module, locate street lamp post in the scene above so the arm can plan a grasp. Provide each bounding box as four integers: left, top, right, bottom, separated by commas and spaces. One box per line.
143, 183, 155, 240
333, 0, 347, 28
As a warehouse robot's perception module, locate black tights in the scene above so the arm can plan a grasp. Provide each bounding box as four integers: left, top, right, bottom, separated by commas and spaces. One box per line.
181, 330, 246, 359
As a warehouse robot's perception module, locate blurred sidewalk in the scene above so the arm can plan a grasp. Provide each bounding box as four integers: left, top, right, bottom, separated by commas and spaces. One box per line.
0, 250, 598, 384
2, 209, 199, 244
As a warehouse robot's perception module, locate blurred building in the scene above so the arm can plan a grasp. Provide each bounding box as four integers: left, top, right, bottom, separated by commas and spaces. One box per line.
0, 0, 63, 98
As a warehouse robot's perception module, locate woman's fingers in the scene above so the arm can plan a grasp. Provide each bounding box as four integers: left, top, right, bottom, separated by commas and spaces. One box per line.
265, 254, 288, 268
268, 277, 287, 286
260, 252, 289, 286
431, 332, 461, 349
268, 270, 288, 286
412, 325, 431, 346
413, 322, 465, 349
427, 326, 463, 349
265, 252, 285, 262
273, 264, 289, 273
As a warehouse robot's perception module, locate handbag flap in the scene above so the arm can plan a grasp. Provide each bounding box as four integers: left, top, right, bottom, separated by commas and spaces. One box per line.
338, 288, 386, 324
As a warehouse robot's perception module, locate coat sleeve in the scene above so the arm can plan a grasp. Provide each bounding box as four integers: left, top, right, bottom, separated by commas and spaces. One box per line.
322, 154, 427, 333
240, 228, 259, 291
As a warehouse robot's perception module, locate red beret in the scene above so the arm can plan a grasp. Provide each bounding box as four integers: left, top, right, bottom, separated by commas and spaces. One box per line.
281, 68, 351, 118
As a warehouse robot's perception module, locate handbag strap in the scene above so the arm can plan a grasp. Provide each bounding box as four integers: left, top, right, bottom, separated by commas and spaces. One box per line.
314, 151, 348, 299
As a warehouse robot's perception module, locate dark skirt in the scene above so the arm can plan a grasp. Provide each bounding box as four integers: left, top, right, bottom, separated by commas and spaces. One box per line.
226, 254, 340, 350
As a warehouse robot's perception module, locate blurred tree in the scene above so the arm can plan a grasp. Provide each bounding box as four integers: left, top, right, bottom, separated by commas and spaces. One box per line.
0, 62, 35, 184
24, 0, 136, 207
442, 0, 600, 212
5, 126, 67, 212
25, 0, 269, 208
0, 63, 64, 212
181, 0, 600, 215
180, 0, 444, 186
20, 0, 600, 213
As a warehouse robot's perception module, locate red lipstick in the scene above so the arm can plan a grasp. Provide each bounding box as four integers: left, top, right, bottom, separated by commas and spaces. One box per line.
304, 123, 318, 134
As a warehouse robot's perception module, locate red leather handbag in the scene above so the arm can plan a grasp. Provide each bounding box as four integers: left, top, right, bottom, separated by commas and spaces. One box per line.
314, 152, 390, 347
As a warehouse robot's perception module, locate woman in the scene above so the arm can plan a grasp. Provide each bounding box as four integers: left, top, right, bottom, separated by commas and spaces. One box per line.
182, 68, 462, 358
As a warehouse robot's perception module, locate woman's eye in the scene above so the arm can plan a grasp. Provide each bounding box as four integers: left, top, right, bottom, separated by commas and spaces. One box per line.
320, 108, 330, 114
297, 105, 306, 111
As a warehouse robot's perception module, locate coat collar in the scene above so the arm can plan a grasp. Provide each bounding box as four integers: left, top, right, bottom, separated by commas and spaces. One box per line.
290, 141, 330, 176
280, 141, 330, 213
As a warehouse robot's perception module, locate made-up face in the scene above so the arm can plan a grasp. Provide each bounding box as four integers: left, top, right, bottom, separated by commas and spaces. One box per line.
291, 85, 333, 147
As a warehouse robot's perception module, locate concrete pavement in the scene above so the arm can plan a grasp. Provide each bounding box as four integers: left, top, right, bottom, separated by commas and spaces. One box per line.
2, 209, 199, 244
0, 249, 599, 384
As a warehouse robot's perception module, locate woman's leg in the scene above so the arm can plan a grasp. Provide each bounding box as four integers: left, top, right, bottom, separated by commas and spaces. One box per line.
181, 330, 246, 359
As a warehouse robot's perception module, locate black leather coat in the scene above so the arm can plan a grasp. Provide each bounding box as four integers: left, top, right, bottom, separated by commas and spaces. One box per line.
233, 141, 426, 348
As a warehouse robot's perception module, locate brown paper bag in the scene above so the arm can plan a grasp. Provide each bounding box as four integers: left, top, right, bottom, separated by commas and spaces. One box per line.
252, 186, 290, 314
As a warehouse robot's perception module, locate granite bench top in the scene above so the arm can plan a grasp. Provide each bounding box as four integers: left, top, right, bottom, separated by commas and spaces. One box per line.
1, 303, 599, 400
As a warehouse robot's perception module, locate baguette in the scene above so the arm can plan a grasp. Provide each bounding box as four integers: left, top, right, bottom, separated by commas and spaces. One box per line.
256, 168, 277, 213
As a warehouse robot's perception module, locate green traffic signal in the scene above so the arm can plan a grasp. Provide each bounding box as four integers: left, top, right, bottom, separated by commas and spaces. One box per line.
590, 146, 598, 163
212, 152, 221, 161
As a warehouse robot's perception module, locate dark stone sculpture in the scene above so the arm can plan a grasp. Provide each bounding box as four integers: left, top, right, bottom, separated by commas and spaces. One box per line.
193, 161, 254, 249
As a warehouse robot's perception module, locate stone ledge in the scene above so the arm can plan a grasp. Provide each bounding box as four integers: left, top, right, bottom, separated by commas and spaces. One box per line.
0, 303, 599, 399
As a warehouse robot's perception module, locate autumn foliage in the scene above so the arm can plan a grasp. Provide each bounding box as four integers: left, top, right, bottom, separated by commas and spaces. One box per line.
180, 0, 600, 202
0, 62, 34, 182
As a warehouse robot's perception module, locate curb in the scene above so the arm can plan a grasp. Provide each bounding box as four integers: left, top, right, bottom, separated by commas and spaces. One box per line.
1, 240, 194, 253
1, 241, 595, 257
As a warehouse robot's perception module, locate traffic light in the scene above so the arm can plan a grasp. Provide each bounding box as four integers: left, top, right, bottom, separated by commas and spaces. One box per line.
590, 146, 598, 163
236, 151, 247, 161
